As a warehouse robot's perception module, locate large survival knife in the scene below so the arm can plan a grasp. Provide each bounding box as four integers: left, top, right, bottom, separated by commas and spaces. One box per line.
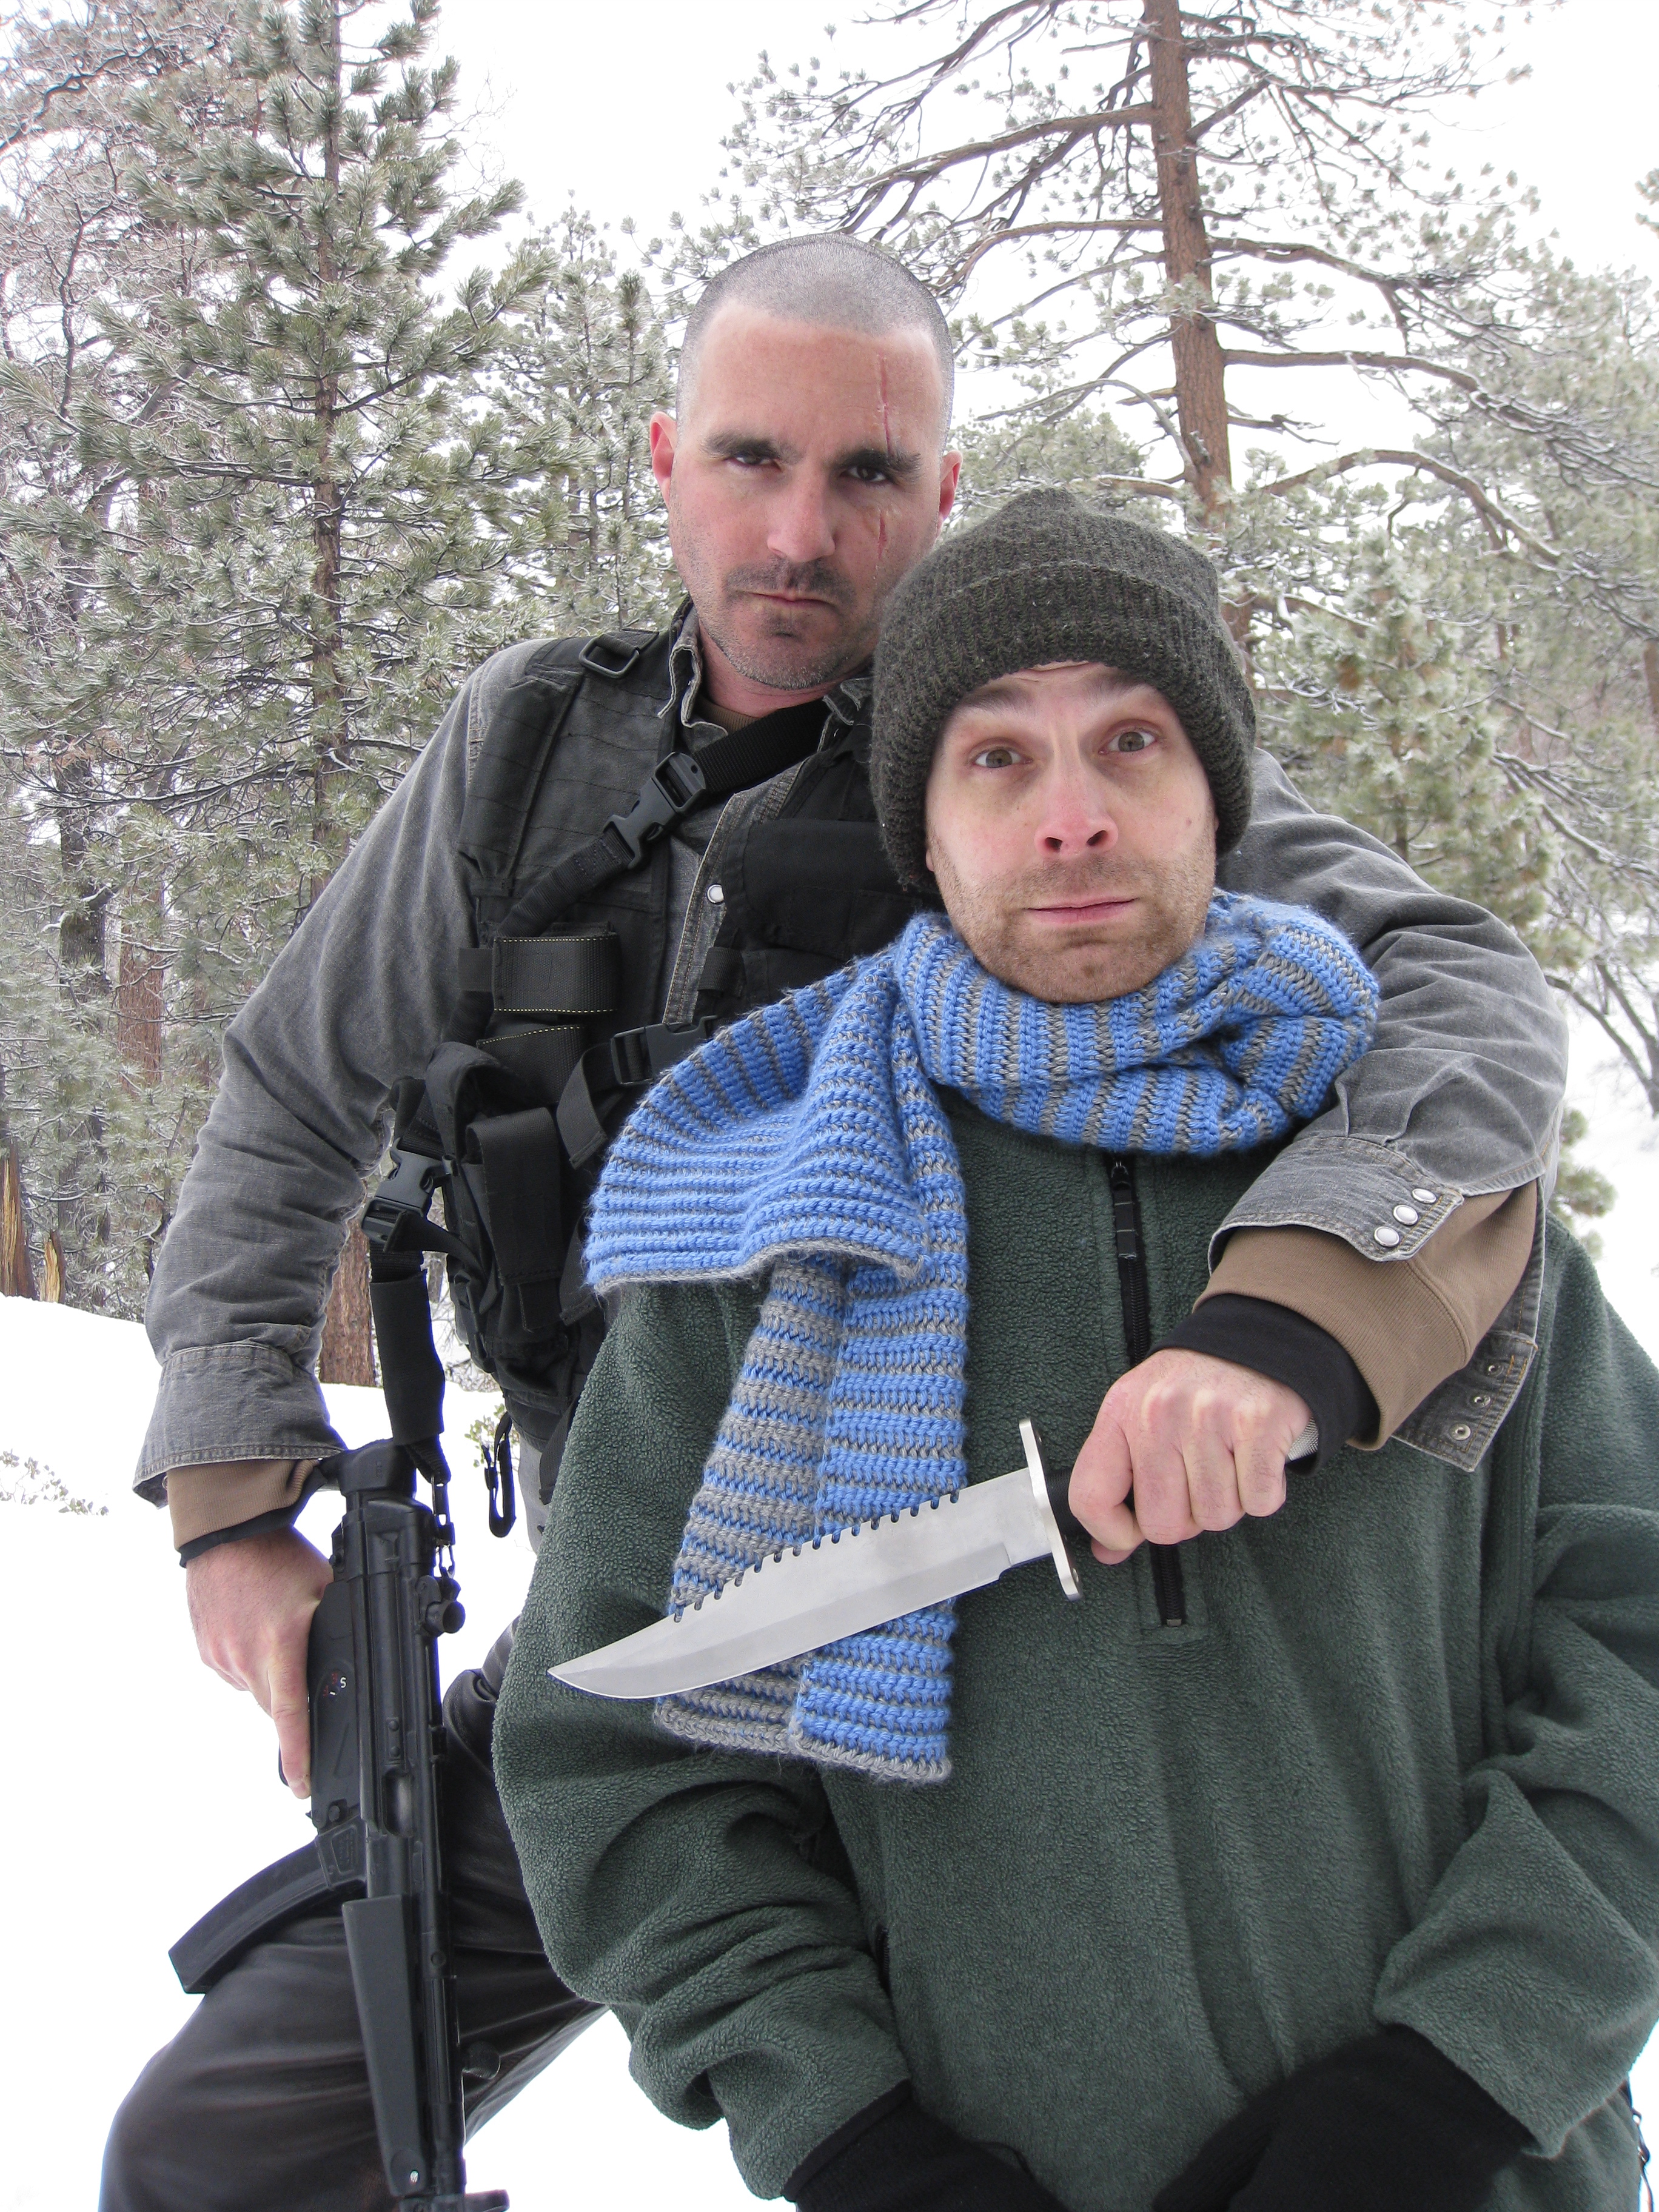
551, 1419, 1085, 1702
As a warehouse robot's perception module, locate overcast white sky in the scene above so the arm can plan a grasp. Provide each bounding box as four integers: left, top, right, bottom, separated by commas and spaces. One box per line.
435, 0, 1659, 458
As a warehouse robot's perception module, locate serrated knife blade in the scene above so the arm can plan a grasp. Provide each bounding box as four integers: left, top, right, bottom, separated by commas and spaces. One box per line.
551, 1418, 1084, 1701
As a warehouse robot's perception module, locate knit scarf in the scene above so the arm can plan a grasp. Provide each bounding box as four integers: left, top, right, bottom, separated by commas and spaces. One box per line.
584, 895, 1378, 1783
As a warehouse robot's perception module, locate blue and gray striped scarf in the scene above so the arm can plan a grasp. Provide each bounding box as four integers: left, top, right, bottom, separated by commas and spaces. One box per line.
585, 896, 1378, 1782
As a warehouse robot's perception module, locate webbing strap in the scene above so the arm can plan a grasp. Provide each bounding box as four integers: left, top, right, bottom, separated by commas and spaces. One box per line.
369, 1269, 446, 1448
495, 708, 824, 944
555, 1018, 718, 1170
456, 931, 619, 1016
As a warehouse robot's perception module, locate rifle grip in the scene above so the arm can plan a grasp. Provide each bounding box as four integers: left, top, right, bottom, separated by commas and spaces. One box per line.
307, 1578, 361, 1835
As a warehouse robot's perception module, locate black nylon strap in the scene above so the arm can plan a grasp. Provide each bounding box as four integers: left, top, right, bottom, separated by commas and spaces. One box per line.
369, 1268, 447, 1448
177, 1505, 310, 1566
555, 1019, 717, 1170
692, 705, 823, 796
456, 931, 620, 1016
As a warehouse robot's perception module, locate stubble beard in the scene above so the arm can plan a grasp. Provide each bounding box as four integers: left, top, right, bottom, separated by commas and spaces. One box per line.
931, 847, 1216, 1004
674, 509, 877, 693
702, 601, 873, 694
700, 571, 878, 694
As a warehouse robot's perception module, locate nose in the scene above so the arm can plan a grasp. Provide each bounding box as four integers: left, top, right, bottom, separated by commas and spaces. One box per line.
1035, 754, 1118, 858
766, 471, 837, 568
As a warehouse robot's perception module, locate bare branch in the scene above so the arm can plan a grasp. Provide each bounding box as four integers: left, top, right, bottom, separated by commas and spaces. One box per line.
1252, 446, 1559, 564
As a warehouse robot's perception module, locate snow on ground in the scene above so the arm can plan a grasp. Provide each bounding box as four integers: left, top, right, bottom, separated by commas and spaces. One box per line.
0, 1301, 761, 2211
3, 1004, 1657, 2210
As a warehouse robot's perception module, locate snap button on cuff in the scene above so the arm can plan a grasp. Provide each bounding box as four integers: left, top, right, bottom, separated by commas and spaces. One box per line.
1393, 1204, 1419, 1224
1451, 1423, 1472, 1441
1411, 1187, 1438, 1204
1373, 1225, 1402, 1247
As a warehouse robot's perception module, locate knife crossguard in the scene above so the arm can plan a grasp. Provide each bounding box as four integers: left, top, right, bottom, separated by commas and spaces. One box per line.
1021, 1417, 1083, 1600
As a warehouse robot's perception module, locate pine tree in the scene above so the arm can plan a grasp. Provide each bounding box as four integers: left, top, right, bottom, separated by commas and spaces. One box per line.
0, 1, 679, 1319
482, 207, 675, 640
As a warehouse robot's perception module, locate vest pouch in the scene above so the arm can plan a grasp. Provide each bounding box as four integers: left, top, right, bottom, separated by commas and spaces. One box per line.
450, 1113, 564, 1351
737, 819, 914, 962
480, 1021, 586, 1107
420, 1041, 577, 1401
704, 817, 919, 1018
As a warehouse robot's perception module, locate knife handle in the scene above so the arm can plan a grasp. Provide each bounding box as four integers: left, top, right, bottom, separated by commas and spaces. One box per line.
1046, 1465, 1085, 1541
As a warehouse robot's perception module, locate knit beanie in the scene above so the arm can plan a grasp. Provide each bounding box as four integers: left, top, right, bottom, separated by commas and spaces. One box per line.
871, 488, 1255, 885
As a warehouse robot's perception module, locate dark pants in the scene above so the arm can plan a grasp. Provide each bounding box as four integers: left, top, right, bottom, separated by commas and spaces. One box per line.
101, 1627, 599, 2211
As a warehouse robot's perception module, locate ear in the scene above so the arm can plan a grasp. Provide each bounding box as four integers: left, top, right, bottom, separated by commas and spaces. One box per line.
936, 450, 962, 530
649, 412, 677, 502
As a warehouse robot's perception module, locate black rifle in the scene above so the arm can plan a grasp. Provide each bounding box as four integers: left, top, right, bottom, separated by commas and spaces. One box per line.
303, 1435, 508, 2211
171, 1177, 514, 2208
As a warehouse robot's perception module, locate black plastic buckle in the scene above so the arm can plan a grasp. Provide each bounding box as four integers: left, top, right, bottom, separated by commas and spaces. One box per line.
603, 751, 708, 866
606, 1017, 718, 1091
579, 632, 644, 680
607, 1028, 651, 1087
361, 1147, 443, 1262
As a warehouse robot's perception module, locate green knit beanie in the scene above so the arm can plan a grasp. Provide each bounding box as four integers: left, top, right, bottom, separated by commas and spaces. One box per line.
871, 488, 1255, 885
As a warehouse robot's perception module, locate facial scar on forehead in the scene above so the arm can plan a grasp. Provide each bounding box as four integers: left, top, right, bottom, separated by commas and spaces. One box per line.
876, 355, 892, 558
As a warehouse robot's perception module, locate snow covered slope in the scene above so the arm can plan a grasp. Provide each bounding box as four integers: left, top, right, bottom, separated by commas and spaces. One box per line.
2, 1012, 1655, 2210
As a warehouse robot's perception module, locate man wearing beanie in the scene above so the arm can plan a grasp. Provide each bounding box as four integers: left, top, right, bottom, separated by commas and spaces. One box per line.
494, 494, 1659, 2211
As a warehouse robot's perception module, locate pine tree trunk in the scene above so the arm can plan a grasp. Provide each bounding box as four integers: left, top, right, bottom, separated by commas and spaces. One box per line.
41, 1232, 65, 1304
56, 802, 110, 976
318, 1218, 376, 1385
1143, 0, 1232, 516
116, 891, 165, 1081
1, 1145, 36, 1299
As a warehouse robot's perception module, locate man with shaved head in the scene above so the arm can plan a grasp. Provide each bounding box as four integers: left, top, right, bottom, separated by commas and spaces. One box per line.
105, 235, 1564, 2210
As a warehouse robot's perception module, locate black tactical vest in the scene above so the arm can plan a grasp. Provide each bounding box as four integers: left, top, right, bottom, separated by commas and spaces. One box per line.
372, 620, 917, 1516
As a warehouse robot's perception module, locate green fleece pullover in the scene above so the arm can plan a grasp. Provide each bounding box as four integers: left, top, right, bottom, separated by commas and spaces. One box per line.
495, 1098, 1659, 2210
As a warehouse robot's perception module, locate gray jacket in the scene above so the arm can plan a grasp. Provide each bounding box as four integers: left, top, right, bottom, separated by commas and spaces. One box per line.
137, 623, 1567, 1498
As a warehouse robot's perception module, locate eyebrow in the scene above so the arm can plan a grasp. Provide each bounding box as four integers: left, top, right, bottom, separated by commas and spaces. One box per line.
702, 431, 799, 464
833, 442, 923, 483
700, 431, 923, 482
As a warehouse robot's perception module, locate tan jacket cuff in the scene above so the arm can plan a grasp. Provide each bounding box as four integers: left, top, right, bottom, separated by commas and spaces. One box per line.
166, 1459, 317, 1549
1201, 1185, 1538, 1447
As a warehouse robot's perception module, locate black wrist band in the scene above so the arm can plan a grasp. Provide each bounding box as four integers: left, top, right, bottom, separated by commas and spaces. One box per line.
178, 1503, 305, 1567
1157, 1295, 1377, 1470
